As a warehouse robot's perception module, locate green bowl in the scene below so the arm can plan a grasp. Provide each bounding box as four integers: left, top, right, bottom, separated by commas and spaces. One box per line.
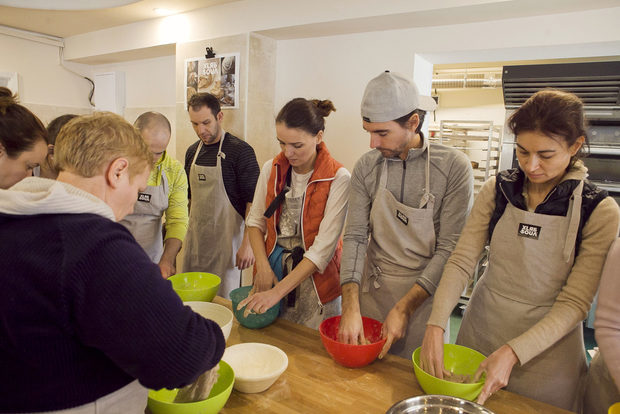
169, 272, 221, 302
412, 344, 486, 401
229, 286, 279, 329
148, 360, 234, 414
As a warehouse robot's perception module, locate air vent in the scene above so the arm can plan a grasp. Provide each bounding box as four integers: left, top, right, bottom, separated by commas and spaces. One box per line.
432, 68, 502, 90
502, 61, 620, 109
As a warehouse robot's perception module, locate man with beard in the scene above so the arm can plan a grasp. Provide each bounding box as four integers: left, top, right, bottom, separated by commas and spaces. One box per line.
338, 71, 473, 359
183, 93, 259, 298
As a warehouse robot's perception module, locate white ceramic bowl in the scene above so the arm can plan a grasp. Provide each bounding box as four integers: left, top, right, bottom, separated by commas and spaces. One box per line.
185, 301, 233, 341
222, 343, 288, 393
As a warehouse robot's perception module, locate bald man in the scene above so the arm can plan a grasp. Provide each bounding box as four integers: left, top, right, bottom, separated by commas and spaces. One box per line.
121, 112, 189, 278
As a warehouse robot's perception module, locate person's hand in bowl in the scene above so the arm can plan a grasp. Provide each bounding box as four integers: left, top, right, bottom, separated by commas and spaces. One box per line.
420, 324, 450, 379
378, 304, 412, 358
338, 284, 368, 345
473, 344, 518, 405
238, 287, 281, 317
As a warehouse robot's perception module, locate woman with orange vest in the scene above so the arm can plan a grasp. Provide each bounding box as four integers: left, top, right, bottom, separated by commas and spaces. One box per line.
240, 98, 350, 329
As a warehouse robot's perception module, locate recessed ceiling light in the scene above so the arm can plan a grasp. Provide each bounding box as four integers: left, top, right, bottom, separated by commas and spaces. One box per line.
153, 7, 174, 16
0, 0, 140, 10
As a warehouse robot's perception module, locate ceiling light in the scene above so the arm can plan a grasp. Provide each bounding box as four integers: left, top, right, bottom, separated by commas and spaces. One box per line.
0, 0, 140, 10
153, 8, 174, 16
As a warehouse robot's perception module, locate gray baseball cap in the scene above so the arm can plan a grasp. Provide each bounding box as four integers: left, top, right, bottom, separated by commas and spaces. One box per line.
361, 70, 437, 123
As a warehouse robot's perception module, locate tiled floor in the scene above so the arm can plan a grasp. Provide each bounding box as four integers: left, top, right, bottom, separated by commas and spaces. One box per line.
449, 309, 597, 363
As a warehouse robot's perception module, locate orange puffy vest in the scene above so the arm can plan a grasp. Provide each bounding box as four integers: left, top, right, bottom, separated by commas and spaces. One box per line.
264, 142, 343, 304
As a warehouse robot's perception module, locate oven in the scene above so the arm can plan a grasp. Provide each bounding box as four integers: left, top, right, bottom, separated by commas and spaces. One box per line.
500, 61, 620, 207
584, 118, 620, 205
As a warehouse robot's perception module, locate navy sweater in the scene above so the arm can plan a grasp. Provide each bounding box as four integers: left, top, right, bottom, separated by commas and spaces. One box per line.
0, 212, 225, 412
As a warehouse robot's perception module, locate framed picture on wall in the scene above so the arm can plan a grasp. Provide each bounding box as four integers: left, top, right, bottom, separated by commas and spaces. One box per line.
185, 53, 239, 109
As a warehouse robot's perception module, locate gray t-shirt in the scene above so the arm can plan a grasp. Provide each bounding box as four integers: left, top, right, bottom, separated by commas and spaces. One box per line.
340, 139, 474, 295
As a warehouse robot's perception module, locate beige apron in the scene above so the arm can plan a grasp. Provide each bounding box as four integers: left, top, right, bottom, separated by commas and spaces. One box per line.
22, 380, 147, 414
181, 135, 244, 299
583, 351, 620, 414
275, 172, 340, 329
361, 146, 447, 359
457, 181, 586, 411
120, 167, 168, 263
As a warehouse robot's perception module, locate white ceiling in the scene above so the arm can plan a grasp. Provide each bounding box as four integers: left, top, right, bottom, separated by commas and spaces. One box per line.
0, 0, 240, 38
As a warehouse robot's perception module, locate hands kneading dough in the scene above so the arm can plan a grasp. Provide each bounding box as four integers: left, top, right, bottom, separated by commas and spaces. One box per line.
173, 364, 220, 403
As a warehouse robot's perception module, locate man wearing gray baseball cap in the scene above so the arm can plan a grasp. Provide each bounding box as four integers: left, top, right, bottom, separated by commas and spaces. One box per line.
338, 71, 474, 359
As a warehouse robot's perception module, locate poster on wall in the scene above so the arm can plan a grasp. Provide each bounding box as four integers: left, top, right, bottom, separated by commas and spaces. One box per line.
185, 53, 239, 109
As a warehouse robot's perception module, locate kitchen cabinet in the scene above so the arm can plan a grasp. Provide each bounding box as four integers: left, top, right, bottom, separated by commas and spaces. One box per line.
186, 297, 574, 414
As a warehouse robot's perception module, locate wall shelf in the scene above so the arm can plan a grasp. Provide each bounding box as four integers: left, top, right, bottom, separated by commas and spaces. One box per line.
429, 120, 502, 305
431, 120, 503, 195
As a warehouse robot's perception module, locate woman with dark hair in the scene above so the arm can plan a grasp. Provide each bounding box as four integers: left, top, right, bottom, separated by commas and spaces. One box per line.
0, 87, 48, 188
240, 98, 350, 329
419, 89, 620, 411
37, 114, 78, 179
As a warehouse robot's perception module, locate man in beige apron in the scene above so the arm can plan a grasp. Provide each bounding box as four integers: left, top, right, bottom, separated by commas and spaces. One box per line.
121, 167, 168, 262
120, 112, 188, 279
182, 93, 258, 299
183, 137, 245, 298
339, 71, 473, 359
457, 182, 586, 411
360, 147, 444, 358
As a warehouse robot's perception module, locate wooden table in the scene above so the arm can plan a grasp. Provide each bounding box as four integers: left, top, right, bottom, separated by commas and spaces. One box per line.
214, 297, 573, 414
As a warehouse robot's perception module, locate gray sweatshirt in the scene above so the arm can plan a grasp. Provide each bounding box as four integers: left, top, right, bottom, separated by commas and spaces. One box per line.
340, 138, 474, 294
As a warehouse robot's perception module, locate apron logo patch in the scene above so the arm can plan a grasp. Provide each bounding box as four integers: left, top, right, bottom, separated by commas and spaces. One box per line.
396, 209, 409, 226
137, 193, 151, 203
198, 173, 207, 181
518, 223, 541, 239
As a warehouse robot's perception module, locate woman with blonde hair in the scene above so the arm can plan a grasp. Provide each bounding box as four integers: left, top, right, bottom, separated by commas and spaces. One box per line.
0, 112, 224, 413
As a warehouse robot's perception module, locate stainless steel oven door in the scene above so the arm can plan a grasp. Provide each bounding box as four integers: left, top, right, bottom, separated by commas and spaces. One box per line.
585, 146, 620, 206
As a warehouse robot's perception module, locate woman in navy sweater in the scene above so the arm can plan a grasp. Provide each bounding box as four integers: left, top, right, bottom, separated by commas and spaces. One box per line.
0, 112, 225, 413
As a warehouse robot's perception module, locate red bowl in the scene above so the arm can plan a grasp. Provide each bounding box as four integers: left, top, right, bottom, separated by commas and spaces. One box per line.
319, 315, 387, 368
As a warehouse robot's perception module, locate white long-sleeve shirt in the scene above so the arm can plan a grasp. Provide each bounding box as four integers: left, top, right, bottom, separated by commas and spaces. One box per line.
246, 159, 350, 273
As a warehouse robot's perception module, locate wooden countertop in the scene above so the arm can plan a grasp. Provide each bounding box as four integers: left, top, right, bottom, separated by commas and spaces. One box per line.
213, 297, 574, 414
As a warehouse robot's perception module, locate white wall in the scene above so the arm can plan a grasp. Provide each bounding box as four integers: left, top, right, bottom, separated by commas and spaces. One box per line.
62, 0, 511, 61
274, 7, 620, 171
0, 33, 92, 124
93, 55, 178, 159
0, 33, 178, 157
275, 32, 419, 171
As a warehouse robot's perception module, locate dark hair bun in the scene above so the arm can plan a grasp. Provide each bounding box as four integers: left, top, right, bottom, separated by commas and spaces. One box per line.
0, 87, 15, 100
311, 99, 336, 118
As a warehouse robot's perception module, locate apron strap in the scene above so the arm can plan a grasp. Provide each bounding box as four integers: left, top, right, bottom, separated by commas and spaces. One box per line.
379, 159, 389, 188
563, 180, 584, 263
191, 141, 203, 166
419, 143, 433, 209
264, 167, 292, 218
160, 166, 169, 197
282, 246, 305, 306
216, 132, 226, 165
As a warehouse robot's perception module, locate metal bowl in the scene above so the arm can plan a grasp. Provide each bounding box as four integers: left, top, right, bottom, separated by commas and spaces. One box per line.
386, 395, 495, 414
